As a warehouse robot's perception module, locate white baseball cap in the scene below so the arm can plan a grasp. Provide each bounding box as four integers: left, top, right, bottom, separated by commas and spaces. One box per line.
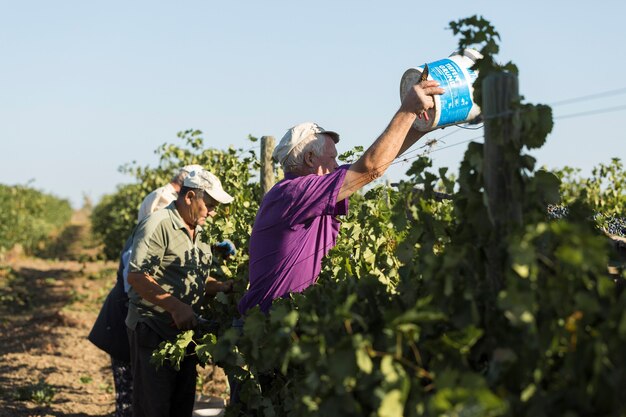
272, 122, 340, 165
183, 169, 234, 204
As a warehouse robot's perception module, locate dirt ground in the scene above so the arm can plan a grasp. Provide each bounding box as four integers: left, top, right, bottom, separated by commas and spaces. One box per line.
0, 215, 228, 416
0, 257, 120, 416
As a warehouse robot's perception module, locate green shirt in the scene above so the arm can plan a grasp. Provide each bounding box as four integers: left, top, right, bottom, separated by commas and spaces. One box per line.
125, 202, 212, 340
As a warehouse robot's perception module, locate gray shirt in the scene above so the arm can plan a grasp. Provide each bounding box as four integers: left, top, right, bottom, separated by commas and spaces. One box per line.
125, 202, 212, 340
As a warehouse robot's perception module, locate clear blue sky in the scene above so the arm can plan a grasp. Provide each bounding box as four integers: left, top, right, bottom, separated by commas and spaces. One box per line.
1, 0, 625, 208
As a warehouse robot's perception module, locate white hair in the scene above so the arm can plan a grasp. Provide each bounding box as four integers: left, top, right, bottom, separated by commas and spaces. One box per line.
171, 169, 190, 186
281, 134, 328, 173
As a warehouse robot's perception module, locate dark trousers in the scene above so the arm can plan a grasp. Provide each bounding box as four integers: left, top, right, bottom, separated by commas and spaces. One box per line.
111, 357, 133, 417
228, 318, 245, 406
127, 323, 198, 417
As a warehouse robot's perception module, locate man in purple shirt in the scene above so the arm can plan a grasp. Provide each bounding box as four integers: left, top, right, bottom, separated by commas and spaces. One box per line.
238, 78, 445, 315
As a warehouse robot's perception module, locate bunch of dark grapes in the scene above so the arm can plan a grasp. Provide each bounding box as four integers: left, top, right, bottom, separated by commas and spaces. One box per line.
547, 204, 569, 220
546, 205, 625, 238
598, 215, 626, 238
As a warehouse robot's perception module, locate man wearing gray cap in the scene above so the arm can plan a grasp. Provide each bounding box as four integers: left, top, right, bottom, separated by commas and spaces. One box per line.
125, 169, 235, 417
238, 79, 444, 315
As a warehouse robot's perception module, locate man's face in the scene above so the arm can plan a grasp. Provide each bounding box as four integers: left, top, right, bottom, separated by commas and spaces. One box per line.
312, 136, 339, 176
186, 191, 219, 227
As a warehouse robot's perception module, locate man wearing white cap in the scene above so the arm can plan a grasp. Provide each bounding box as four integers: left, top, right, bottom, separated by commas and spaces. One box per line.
125, 169, 235, 417
90, 163, 213, 417
238, 79, 444, 315
137, 164, 204, 222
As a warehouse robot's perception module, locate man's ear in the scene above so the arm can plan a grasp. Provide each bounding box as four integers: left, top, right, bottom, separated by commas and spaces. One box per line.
304, 151, 315, 168
184, 190, 196, 203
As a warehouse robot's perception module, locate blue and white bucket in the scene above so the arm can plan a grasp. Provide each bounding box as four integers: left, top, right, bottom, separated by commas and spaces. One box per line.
400, 48, 483, 131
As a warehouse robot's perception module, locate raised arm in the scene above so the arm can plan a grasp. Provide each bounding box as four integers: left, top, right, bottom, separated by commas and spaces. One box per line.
337, 80, 443, 202
397, 126, 428, 158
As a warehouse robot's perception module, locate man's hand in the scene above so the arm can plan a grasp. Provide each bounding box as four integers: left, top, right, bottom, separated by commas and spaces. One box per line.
169, 301, 197, 330
205, 278, 234, 296
219, 279, 234, 294
400, 79, 444, 117
213, 239, 237, 258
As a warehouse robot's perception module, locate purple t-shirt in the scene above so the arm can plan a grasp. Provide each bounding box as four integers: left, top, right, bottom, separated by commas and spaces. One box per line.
238, 165, 350, 314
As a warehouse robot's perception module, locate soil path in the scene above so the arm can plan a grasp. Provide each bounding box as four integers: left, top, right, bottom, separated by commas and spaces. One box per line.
0, 257, 119, 417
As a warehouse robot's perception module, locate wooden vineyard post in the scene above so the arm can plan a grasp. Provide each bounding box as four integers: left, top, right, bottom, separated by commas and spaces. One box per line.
260, 135, 276, 199
482, 72, 521, 293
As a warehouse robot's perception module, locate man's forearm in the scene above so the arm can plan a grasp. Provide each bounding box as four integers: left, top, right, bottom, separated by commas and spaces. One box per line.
127, 271, 184, 313
397, 126, 427, 157
354, 110, 417, 176
337, 79, 443, 202
337, 110, 417, 202
205, 276, 232, 296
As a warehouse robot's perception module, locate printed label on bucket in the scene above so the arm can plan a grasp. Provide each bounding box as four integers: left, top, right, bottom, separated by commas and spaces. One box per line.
426, 58, 473, 126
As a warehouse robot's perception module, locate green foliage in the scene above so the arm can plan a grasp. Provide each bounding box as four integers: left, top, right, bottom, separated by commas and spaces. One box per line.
552, 158, 625, 238
151, 330, 196, 371
91, 129, 262, 260
79, 375, 93, 384
13, 379, 56, 405
0, 267, 30, 312
0, 184, 72, 255
555, 158, 625, 215
449, 15, 518, 107
338, 146, 364, 164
